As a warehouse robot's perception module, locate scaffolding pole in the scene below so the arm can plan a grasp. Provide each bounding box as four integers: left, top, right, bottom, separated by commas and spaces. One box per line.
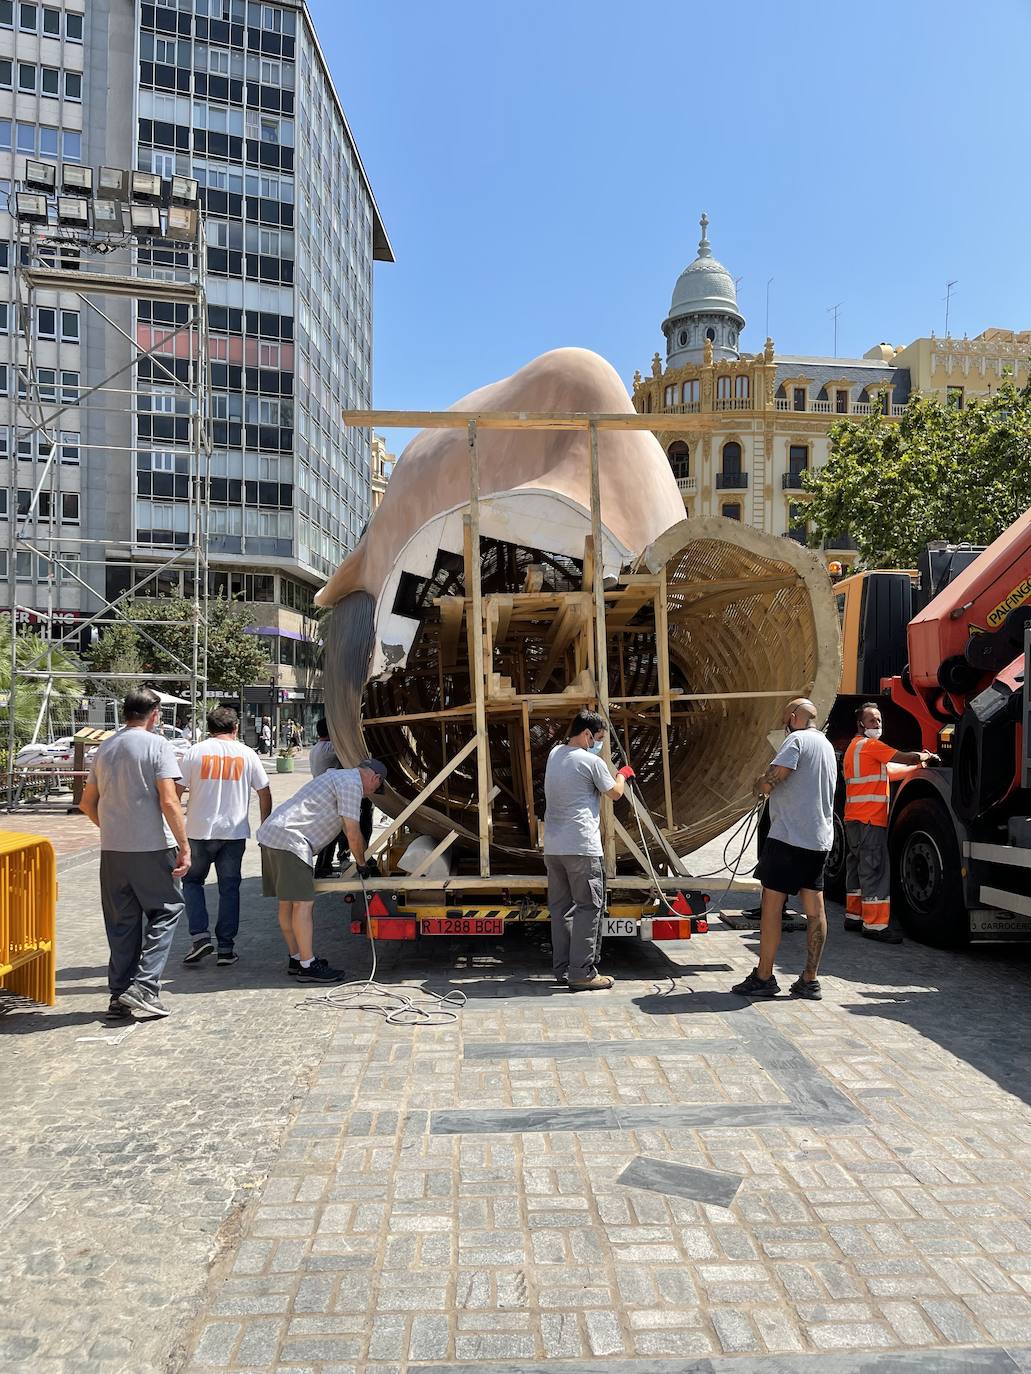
4, 214, 213, 810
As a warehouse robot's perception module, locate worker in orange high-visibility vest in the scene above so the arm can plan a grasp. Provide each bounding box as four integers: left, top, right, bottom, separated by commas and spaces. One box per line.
843, 702, 939, 944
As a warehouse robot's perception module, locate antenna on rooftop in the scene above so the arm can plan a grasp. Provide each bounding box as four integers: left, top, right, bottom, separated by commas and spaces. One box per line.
944, 279, 958, 337
827, 301, 844, 358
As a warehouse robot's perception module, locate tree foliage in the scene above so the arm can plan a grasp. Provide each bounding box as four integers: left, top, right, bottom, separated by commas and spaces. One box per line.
86, 621, 144, 698
803, 379, 1031, 568
0, 618, 84, 749
86, 595, 271, 695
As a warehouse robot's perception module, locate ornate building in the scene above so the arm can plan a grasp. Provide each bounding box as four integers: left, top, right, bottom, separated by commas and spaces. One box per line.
370, 432, 396, 510
633, 216, 910, 565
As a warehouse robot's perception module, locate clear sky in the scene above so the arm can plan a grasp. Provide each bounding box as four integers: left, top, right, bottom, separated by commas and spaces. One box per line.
311, 0, 1031, 446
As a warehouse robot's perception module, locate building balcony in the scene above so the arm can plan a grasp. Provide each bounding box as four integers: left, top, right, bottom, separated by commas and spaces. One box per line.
676, 475, 697, 495
782, 471, 808, 490
826, 532, 858, 551
714, 396, 751, 411
663, 401, 701, 414
715, 471, 748, 490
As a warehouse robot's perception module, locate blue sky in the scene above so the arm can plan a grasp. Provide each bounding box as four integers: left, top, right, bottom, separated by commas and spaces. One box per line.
312, 0, 1031, 444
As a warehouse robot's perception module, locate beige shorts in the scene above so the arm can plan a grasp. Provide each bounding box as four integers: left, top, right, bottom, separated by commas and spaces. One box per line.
260, 845, 316, 901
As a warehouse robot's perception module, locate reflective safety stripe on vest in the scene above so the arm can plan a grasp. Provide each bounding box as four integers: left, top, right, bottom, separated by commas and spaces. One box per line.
844, 737, 889, 826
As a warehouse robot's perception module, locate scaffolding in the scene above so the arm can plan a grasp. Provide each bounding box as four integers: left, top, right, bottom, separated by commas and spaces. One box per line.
3, 195, 213, 810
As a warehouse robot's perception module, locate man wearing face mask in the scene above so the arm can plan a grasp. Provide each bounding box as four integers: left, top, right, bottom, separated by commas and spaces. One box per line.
732, 698, 836, 1001
843, 703, 938, 943
544, 710, 634, 991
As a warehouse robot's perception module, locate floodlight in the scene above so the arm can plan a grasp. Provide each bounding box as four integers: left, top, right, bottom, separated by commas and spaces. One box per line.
130, 171, 163, 204
56, 195, 90, 228
129, 204, 161, 236
92, 199, 124, 232
97, 166, 128, 200
61, 164, 93, 195
169, 175, 199, 207
165, 205, 198, 243
24, 160, 56, 193
14, 192, 49, 225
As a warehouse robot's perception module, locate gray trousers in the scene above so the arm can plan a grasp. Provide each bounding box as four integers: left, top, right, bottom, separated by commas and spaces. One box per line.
844, 820, 891, 931
545, 854, 605, 982
100, 849, 184, 997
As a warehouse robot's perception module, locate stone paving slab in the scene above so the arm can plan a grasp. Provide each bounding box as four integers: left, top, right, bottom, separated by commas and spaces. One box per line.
5, 819, 1031, 1373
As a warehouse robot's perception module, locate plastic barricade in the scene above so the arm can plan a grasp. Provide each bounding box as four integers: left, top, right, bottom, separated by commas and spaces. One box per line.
0, 831, 56, 1006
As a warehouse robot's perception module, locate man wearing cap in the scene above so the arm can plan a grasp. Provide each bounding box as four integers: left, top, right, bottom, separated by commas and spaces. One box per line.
257, 756, 387, 982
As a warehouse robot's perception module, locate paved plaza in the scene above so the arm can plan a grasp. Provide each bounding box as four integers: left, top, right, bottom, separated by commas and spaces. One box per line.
4, 782, 1031, 1373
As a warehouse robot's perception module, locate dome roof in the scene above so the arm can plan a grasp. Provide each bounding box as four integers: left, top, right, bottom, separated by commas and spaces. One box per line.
668, 214, 743, 324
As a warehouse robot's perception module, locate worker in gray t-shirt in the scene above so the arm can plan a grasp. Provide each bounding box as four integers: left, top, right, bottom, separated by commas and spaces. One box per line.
543, 710, 633, 991
80, 688, 190, 1021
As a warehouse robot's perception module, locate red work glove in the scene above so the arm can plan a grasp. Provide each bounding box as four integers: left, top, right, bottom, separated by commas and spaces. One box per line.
617, 765, 635, 780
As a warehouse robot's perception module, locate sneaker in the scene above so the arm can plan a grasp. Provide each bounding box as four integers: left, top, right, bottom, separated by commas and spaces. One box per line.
118, 983, 170, 1018
106, 997, 132, 1020
216, 948, 239, 966
183, 937, 214, 965
789, 976, 823, 1000
568, 973, 614, 992
732, 969, 780, 998
862, 927, 904, 944
295, 956, 346, 984
287, 956, 301, 977
843, 918, 862, 933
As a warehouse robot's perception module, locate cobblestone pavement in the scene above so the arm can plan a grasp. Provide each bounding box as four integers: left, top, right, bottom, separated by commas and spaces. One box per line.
4, 816, 1031, 1372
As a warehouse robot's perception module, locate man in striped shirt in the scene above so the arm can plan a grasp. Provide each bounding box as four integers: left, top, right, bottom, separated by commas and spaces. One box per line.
844, 703, 937, 943
257, 757, 387, 982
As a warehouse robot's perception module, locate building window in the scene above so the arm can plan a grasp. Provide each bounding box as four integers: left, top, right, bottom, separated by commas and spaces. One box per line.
682, 379, 698, 405
41, 66, 59, 96
716, 375, 731, 400
61, 492, 79, 523
735, 375, 749, 400
792, 386, 806, 411
663, 384, 675, 407
64, 72, 82, 101
666, 441, 689, 481
0, 59, 10, 88
18, 62, 36, 92
60, 431, 79, 464
65, 10, 82, 40
0, 3, 10, 28
835, 388, 848, 413
18, 3, 37, 33
722, 441, 742, 476
41, 6, 59, 35
787, 502, 808, 545
38, 308, 56, 339
258, 341, 280, 367
947, 386, 964, 410
705, 327, 716, 342
677, 329, 688, 347
789, 444, 808, 477
61, 310, 79, 342
722, 502, 741, 521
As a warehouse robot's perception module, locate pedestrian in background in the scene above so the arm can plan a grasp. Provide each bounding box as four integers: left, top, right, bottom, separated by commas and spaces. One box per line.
260, 717, 272, 756
178, 706, 273, 967
79, 687, 190, 1020
844, 702, 937, 944
732, 697, 836, 1001
257, 757, 388, 982
543, 709, 633, 992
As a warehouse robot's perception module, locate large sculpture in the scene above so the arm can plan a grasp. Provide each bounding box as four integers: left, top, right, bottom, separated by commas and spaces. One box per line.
317, 347, 840, 867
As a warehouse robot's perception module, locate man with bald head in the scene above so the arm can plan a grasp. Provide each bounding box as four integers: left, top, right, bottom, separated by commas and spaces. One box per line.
732, 698, 836, 1001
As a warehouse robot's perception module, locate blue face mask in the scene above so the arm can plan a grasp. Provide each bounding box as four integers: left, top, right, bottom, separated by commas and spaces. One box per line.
590, 738, 604, 755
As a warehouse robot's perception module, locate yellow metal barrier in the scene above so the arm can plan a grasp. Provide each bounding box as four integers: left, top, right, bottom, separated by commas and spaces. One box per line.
0, 830, 56, 1006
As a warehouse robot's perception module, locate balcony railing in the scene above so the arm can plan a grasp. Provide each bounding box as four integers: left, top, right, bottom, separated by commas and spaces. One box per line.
715, 471, 748, 490
781, 471, 808, 490
809, 400, 831, 413
676, 475, 697, 495
664, 400, 700, 414
714, 396, 751, 411
826, 532, 858, 551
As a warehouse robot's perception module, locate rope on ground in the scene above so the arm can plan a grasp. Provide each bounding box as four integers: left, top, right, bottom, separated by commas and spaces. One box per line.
295, 871, 466, 1025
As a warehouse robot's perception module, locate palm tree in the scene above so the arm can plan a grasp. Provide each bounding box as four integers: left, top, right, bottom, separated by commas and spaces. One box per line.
0, 618, 85, 757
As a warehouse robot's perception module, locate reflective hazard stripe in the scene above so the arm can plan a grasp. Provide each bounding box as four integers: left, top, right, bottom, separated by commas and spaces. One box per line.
849, 793, 890, 804
849, 773, 886, 785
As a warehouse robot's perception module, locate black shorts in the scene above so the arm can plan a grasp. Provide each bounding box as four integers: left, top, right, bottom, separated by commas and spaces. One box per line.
756, 836, 828, 894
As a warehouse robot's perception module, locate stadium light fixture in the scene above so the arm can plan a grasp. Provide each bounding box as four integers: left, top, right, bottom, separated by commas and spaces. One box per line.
129, 204, 161, 236
56, 195, 90, 229
14, 192, 49, 225
92, 199, 124, 232
165, 205, 198, 243
24, 159, 56, 193
130, 171, 163, 205
60, 164, 93, 195
97, 166, 128, 201
169, 175, 199, 207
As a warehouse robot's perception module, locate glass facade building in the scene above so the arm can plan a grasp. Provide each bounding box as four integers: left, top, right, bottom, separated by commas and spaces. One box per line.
0, 0, 391, 729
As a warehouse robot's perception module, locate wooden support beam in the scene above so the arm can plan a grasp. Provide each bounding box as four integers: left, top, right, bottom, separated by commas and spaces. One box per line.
366, 736, 478, 861
520, 699, 537, 846
613, 815, 651, 873
464, 423, 491, 877
406, 830, 459, 878
590, 419, 616, 878
438, 597, 464, 669
631, 794, 690, 877
344, 408, 742, 434
316, 873, 705, 893
655, 570, 674, 828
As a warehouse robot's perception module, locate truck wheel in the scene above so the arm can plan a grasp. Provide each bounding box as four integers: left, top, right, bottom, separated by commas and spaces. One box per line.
824, 811, 846, 903
891, 797, 969, 947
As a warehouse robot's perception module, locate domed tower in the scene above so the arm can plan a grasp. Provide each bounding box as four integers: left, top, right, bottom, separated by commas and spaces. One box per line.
662, 213, 745, 366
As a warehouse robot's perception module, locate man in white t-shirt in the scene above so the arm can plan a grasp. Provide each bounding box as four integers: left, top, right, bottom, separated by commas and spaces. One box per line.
177, 706, 272, 967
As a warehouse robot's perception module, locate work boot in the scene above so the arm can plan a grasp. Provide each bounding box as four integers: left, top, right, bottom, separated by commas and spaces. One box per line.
843, 918, 862, 933
568, 973, 614, 992
862, 927, 903, 945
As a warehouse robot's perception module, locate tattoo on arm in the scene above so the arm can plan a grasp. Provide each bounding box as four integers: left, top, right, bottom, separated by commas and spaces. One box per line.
762, 765, 782, 789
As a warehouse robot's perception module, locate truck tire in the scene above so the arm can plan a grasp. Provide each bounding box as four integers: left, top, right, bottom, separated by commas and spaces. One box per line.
891, 796, 969, 947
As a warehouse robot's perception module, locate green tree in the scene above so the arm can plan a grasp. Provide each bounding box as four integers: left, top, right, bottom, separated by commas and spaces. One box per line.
122, 594, 271, 694
0, 618, 84, 752
86, 620, 144, 698
803, 379, 1031, 568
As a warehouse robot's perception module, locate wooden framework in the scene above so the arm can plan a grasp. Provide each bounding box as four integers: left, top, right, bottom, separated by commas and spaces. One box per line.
344, 408, 832, 882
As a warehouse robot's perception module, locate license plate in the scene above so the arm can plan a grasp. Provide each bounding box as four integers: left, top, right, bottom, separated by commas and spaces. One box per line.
602, 917, 637, 937
421, 917, 505, 935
